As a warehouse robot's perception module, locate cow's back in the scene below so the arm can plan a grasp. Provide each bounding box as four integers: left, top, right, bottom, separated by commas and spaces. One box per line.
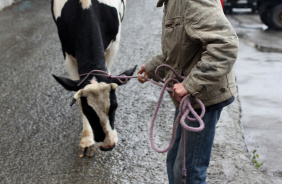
52, 0, 121, 59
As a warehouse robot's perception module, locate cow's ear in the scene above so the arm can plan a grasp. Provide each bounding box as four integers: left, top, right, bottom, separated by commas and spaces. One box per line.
111, 65, 137, 85
52, 74, 80, 91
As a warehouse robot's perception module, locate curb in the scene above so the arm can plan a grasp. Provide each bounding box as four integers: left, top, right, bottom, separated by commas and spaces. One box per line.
237, 32, 282, 53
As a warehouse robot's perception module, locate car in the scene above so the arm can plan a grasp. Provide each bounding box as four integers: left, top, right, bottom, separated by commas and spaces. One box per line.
257, 0, 282, 30
223, 0, 258, 14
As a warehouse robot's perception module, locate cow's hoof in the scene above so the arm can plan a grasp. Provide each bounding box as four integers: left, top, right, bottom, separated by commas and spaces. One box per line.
78, 146, 86, 158
86, 145, 96, 158
77, 145, 96, 158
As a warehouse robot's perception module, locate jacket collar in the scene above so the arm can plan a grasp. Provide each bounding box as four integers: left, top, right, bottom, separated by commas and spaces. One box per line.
156, 0, 168, 7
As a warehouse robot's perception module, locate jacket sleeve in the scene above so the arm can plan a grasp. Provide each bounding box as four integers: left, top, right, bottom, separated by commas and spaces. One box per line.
145, 53, 166, 82
182, 0, 239, 96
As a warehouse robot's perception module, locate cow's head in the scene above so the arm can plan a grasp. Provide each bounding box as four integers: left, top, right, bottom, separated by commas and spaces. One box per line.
53, 66, 137, 151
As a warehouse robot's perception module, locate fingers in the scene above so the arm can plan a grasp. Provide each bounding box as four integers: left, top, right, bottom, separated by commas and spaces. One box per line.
174, 92, 182, 102
173, 91, 182, 102
137, 64, 146, 74
137, 67, 144, 75
177, 95, 182, 102
137, 64, 148, 83
138, 73, 147, 83
172, 87, 181, 102
173, 83, 189, 102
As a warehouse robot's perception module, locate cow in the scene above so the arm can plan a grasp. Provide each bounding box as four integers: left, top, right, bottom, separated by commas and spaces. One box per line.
51, 0, 136, 158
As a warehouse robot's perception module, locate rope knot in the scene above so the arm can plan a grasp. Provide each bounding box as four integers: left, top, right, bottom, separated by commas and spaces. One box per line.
178, 94, 205, 132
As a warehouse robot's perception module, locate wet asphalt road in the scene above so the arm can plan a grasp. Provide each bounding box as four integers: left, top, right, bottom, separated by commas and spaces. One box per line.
227, 14, 282, 181
0, 0, 172, 183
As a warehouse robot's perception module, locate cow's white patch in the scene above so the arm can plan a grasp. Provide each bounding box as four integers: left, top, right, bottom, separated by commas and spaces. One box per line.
80, 0, 92, 9
53, 0, 68, 19
79, 114, 95, 148
102, 120, 118, 146
97, 0, 126, 21
102, 0, 125, 72
65, 52, 79, 80
96, 0, 117, 8
105, 29, 121, 73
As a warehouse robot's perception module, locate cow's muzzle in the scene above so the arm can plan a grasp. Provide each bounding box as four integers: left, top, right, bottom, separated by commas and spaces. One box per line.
100, 144, 116, 151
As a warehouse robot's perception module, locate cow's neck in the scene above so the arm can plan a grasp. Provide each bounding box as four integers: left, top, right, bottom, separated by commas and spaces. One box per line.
78, 61, 107, 75
77, 61, 108, 84
75, 7, 108, 80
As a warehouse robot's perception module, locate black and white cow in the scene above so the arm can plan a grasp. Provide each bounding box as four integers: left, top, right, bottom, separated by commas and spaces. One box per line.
51, 0, 136, 157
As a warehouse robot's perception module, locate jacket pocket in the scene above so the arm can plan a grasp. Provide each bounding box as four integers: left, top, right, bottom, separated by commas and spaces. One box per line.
163, 16, 190, 76
163, 16, 185, 45
165, 16, 184, 29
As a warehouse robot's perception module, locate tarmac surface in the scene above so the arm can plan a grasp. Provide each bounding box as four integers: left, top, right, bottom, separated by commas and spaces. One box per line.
227, 14, 282, 183
0, 1, 282, 184
0, 1, 172, 183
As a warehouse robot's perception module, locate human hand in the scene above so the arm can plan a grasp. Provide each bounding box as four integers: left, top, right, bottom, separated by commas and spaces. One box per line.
173, 83, 189, 102
137, 64, 149, 83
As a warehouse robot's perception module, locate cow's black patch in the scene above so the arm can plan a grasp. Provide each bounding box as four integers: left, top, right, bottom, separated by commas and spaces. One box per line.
109, 90, 118, 130
80, 97, 105, 142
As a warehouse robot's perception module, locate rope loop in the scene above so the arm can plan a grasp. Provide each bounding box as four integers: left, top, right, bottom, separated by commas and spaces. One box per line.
149, 64, 205, 153
155, 64, 185, 83
179, 94, 205, 132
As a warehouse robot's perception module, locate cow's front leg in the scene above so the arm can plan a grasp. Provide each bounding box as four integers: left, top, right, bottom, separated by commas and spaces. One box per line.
78, 114, 96, 158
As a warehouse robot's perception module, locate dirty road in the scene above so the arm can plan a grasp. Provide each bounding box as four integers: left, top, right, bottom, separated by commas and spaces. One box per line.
1, 0, 282, 184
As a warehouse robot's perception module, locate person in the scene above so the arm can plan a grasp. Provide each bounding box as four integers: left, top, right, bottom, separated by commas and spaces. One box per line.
137, 0, 239, 183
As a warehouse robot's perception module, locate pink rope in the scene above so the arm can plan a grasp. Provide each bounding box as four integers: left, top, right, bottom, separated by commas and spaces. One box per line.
79, 65, 206, 184
148, 64, 205, 184
78, 70, 137, 86
148, 65, 205, 151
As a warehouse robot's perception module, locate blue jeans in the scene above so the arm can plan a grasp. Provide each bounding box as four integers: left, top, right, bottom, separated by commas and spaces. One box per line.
167, 108, 223, 184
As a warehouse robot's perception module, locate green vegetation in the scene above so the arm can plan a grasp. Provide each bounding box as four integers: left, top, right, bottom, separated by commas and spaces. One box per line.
251, 150, 264, 170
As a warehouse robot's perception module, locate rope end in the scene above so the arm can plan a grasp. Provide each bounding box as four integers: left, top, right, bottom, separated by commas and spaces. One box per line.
182, 176, 186, 184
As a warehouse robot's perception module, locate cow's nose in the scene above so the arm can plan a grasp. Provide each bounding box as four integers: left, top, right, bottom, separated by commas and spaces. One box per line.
100, 144, 116, 151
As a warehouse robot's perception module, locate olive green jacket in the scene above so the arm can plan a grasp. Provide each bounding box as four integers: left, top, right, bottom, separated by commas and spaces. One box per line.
145, 0, 239, 108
